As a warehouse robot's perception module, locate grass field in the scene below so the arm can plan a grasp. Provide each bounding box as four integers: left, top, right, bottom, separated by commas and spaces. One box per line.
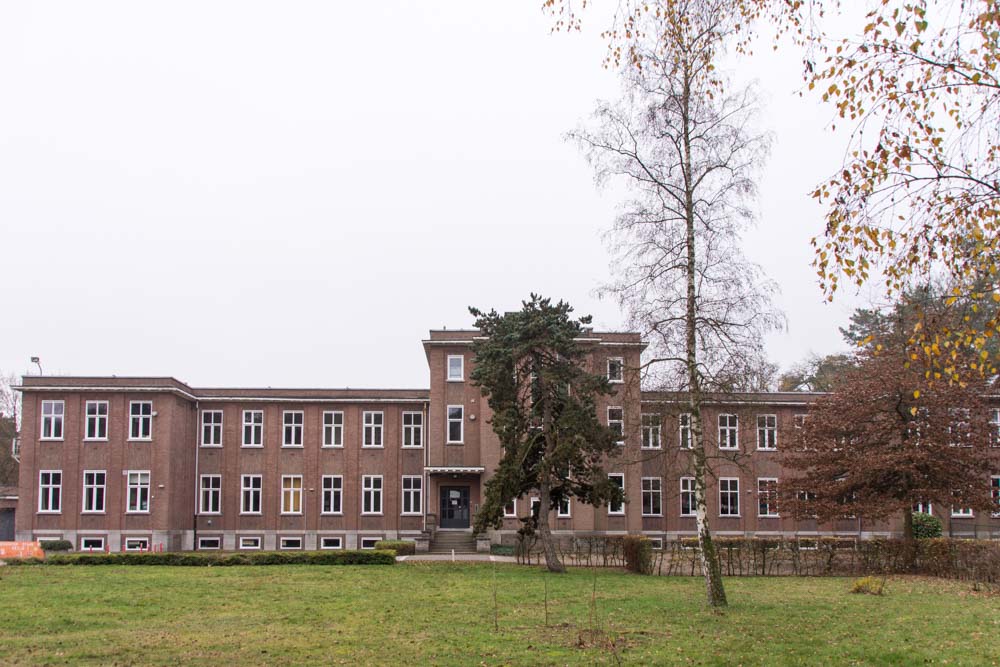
0, 563, 997, 665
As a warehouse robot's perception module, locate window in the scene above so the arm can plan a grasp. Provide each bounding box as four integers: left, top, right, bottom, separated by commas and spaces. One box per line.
757, 414, 777, 450
402, 412, 423, 448
363, 411, 383, 447
641, 414, 661, 449
990, 408, 1000, 446
127, 471, 150, 513
530, 497, 540, 516
360, 537, 381, 550
648, 537, 664, 550
239, 536, 261, 550
85, 401, 108, 440
718, 414, 738, 450
793, 414, 808, 430
82, 470, 106, 513
992, 476, 1000, 517
641, 477, 662, 516
447, 406, 463, 444
80, 537, 104, 551
124, 538, 150, 551
720, 478, 740, 516
362, 475, 383, 514
201, 411, 223, 447
608, 407, 624, 445
283, 411, 304, 447
607, 357, 624, 383
758, 478, 779, 517
241, 475, 262, 514
322, 476, 343, 514
198, 537, 222, 550
281, 476, 302, 514
279, 537, 302, 550
323, 411, 344, 447
503, 499, 517, 517
129, 401, 152, 440
38, 471, 62, 512
679, 414, 692, 449
557, 497, 571, 518
913, 501, 933, 515
447, 355, 464, 381
680, 477, 696, 516
951, 506, 974, 518
608, 473, 625, 515
243, 410, 263, 447
200, 475, 222, 514
402, 476, 422, 515
321, 536, 343, 550
40, 401, 64, 440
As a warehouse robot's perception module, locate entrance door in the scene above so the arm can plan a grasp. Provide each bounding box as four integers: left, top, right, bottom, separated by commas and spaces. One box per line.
439, 486, 470, 529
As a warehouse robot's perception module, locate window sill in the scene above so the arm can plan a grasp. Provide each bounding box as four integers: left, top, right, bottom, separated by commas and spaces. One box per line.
280, 512, 304, 516
719, 447, 739, 452
401, 446, 424, 450
198, 512, 222, 516
757, 447, 777, 452
720, 514, 741, 519
640, 447, 662, 451
241, 444, 264, 449
680, 514, 696, 518
37, 510, 62, 515
446, 378, 464, 383
607, 512, 626, 517
127, 439, 152, 443
200, 444, 223, 449
320, 512, 344, 516
361, 513, 384, 517
361, 445, 385, 449
446, 441, 464, 446
240, 512, 263, 516
81, 511, 106, 515
759, 514, 780, 519
642, 514, 663, 518
401, 512, 422, 517
281, 445, 304, 449
83, 438, 108, 443
39, 438, 64, 442
126, 511, 150, 515
321, 445, 344, 449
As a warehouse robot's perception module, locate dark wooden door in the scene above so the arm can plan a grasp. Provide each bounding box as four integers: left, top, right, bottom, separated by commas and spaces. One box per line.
439, 486, 470, 528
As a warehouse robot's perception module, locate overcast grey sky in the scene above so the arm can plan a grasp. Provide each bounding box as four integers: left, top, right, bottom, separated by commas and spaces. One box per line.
1, 1, 866, 388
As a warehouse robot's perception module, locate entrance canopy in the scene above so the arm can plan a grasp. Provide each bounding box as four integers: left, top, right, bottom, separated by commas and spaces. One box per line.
424, 466, 484, 475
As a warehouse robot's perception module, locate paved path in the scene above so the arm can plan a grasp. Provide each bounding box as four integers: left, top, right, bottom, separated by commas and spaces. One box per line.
398, 554, 517, 563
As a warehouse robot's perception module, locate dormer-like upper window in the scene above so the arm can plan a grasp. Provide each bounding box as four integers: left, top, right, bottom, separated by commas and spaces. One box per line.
447, 355, 464, 382
607, 358, 624, 383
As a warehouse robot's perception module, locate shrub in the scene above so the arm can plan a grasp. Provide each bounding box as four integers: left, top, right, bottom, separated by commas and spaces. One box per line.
10, 550, 396, 567
623, 536, 654, 575
490, 544, 515, 556
374, 540, 415, 556
912, 512, 943, 539
850, 576, 885, 595
39, 539, 72, 552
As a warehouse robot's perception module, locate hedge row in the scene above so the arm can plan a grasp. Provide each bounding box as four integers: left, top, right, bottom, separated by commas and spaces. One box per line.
6, 550, 396, 567
373, 540, 415, 556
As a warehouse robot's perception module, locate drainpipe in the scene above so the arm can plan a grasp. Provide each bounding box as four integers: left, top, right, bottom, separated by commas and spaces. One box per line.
193, 400, 199, 551
423, 400, 429, 534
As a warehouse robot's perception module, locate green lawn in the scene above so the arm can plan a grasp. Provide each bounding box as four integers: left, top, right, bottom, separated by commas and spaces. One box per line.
0, 563, 997, 665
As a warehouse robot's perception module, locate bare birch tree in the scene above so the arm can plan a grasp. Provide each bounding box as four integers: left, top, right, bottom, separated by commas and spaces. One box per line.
569, 0, 781, 607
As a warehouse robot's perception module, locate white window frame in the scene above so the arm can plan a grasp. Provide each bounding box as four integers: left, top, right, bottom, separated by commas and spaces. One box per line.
756, 414, 777, 451
80, 536, 105, 551
323, 411, 344, 448
680, 477, 696, 516
281, 475, 303, 515
362, 411, 384, 448
279, 536, 303, 550
991, 476, 1000, 517
913, 501, 933, 515
608, 473, 625, 515
503, 499, 517, 517
607, 357, 624, 383
38, 470, 62, 513
124, 537, 150, 552
360, 537, 381, 550
401, 475, 423, 515
126, 470, 151, 514
679, 413, 692, 450
641, 477, 663, 517
199, 474, 222, 515
557, 497, 571, 518
241, 475, 262, 515
447, 355, 465, 382
607, 407, 624, 446
321, 475, 343, 515
402, 412, 423, 448
446, 405, 464, 444
719, 477, 740, 517
362, 475, 383, 515
82, 470, 106, 514
201, 410, 223, 447
282, 411, 304, 448
951, 506, 974, 518
84, 401, 109, 441
990, 408, 1000, 447
40, 400, 65, 440
648, 537, 664, 550
320, 536, 343, 550
530, 497, 540, 516
718, 414, 739, 450
129, 401, 153, 441
198, 536, 222, 550
757, 477, 779, 517
239, 536, 262, 550
641, 414, 661, 449
242, 410, 264, 448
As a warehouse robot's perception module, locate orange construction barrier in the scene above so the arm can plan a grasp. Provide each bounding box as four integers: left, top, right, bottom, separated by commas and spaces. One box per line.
0, 541, 45, 559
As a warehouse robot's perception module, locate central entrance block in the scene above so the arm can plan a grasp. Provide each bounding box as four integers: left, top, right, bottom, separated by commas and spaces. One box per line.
439, 486, 470, 529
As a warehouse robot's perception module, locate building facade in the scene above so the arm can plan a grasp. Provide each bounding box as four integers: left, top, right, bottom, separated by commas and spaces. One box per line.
15, 329, 1000, 552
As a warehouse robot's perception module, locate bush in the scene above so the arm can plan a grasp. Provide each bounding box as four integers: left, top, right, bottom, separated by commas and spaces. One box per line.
7, 550, 396, 567
374, 540, 415, 556
490, 544, 515, 556
623, 536, 654, 575
850, 575, 885, 595
39, 539, 72, 552
912, 512, 943, 539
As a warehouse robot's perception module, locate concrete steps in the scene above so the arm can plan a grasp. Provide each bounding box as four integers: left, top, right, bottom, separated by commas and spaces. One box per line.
429, 531, 477, 554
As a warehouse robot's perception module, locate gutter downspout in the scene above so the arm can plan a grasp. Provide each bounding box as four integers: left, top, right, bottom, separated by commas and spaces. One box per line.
423, 400, 429, 534
193, 400, 199, 551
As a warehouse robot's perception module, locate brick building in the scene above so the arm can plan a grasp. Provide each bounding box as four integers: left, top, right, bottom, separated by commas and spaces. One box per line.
14, 328, 1000, 552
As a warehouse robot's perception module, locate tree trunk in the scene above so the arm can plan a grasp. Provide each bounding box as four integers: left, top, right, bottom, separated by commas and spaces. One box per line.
537, 480, 566, 573
683, 56, 727, 608
901, 506, 916, 571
